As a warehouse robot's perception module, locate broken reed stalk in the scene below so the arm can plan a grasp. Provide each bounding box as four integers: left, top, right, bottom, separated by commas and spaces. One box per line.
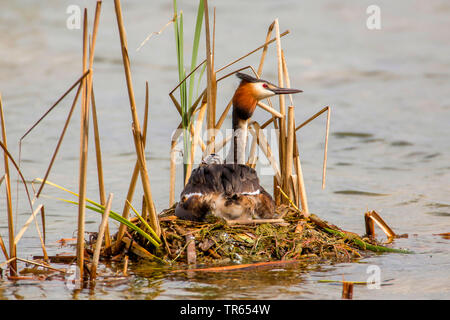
365, 212, 376, 239
0, 94, 16, 276
114, 82, 152, 251
114, 0, 160, 237
286, 106, 295, 200
76, 8, 90, 282
185, 232, 196, 265
342, 281, 354, 299
40, 205, 46, 244
365, 210, 396, 239
91, 193, 113, 280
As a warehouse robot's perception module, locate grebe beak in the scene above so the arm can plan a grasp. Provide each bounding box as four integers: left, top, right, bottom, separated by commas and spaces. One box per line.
270, 87, 303, 95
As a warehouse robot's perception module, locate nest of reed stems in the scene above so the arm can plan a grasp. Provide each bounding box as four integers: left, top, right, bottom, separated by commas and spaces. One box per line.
86, 204, 409, 272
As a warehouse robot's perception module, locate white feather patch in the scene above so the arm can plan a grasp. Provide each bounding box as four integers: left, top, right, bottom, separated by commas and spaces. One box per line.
183, 192, 203, 199
241, 190, 260, 196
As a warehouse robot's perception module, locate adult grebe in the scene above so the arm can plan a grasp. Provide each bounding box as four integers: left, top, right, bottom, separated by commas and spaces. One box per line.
175, 73, 302, 221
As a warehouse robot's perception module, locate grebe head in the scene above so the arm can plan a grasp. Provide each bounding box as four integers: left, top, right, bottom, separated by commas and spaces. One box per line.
235, 72, 303, 101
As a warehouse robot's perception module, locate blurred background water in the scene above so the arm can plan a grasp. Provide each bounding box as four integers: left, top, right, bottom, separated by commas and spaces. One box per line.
0, 0, 449, 299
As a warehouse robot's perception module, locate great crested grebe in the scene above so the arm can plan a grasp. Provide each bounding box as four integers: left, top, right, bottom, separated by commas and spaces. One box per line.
175, 73, 303, 221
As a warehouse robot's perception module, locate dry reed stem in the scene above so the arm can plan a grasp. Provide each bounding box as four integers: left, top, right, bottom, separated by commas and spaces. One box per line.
91, 193, 113, 280
322, 107, 331, 189
88, 3, 105, 241
0, 142, 35, 212
0, 257, 16, 269
290, 174, 299, 206
169, 140, 177, 206
342, 281, 354, 299
14, 204, 43, 246
141, 195, 147, 221
123, 255, 129, 276
365, 211, 396, 239
90, 87, 110, 247
226, 218, 286, 225
260, 116, 275, 129
40, 206, 46, 244
281, 50, 294, 106
293, 134, 301, 206
114, 83, 151, 251
274, 19, 287, 201
205, 133, 232, 157
136, 15, 176, 52
0, 94, 16, 276
257, 101, 283, 119
76, 8, 89, 281
212, 7, 216, 69
280, 52, 297, 202
186, 233, 196, 265
216, 30, 290, 73
247, 134, 258, 168
15, 257, 66, 274
257, 21, 275, 76
169, 61, 206, 96
121, 236, 160, 261
204, 0, 217, 154
0, 234, 8, 261
114, 0, 160, 237
215, 99, 232, 130
29, 205, 48, 261
295, 106, 331, 189
35, 82, 84, 199
293, 140, 309, 216
286, 106, 295, 200
365, 212, 375, 239
19, 71, 90, 143
172, 259, 300, 273
249, 122, 281, 183
186, 97, 207, 184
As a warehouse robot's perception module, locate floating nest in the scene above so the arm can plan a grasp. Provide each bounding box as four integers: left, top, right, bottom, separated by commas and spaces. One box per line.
90, 204, 410, 270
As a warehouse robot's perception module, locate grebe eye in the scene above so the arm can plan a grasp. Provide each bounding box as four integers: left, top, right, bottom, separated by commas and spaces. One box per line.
262, 83, 268, 88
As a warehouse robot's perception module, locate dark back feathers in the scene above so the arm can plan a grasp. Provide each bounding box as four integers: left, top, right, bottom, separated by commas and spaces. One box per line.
182, 164, 262, 196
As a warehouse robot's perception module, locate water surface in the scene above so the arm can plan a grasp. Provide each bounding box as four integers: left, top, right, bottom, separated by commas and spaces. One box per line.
0, 0, 449, 299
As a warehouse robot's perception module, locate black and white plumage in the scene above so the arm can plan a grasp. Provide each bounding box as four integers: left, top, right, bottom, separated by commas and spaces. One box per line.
175, 73, 302, 222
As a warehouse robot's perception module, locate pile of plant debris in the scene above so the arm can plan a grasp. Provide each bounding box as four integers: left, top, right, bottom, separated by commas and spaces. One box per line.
99, 205, 410, 269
